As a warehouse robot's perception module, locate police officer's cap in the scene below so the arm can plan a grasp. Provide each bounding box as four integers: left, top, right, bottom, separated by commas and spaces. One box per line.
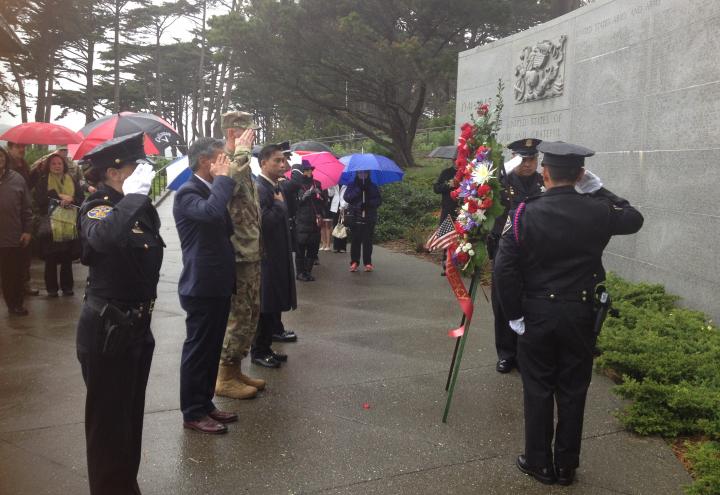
508, 138, 542, 157
538, 141, 595, 168
300, 159, 314, 171
221, 111, 261, 130
278, 140, 293, 156
80, 132, 147, 175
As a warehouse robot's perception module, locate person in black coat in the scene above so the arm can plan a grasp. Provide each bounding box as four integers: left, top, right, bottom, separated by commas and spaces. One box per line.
489, 138, 544, 374
76, 133, 164, 495
252, 144, 297, 368
433, 164, 459, 276
290, 160, 324, 281
33, 153, 84, 296
494, 141, 644, 486
344, 171, 381, 272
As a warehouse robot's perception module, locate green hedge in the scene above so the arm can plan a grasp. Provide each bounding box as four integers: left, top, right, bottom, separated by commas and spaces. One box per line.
375, 176, 439, 243
599, 273, 720, 494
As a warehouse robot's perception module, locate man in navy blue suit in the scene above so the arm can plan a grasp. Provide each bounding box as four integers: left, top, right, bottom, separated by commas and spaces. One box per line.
174, 137, 238, 434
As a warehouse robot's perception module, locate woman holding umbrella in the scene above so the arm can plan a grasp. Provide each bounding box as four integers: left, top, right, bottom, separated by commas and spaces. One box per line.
344, 171, 381, 272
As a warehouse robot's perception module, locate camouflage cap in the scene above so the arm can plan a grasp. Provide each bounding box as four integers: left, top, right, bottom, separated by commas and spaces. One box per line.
221, 111, 261, 130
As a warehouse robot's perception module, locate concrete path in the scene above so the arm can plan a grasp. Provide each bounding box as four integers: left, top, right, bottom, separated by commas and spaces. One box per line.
0, 194, 691, 494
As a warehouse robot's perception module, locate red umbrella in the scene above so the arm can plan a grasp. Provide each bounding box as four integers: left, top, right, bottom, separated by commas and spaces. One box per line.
73, 111, 180, 160
0, 122, 82, 145
284, 151, 345, 190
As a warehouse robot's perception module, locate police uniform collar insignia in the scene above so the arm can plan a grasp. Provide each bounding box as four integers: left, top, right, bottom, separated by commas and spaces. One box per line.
132, 221, 144, 234
502, 217, 512, 235
87, 205, 113, 219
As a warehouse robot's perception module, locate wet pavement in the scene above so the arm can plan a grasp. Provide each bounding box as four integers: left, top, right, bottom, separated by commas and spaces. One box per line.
0, 193, 691, 494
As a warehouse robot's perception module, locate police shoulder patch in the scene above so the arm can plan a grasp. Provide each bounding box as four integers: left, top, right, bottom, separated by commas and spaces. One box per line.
87, 205, 113, 219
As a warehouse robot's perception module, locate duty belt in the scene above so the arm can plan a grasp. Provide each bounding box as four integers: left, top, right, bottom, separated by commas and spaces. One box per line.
524, 289, 594, 303
84, 294, 155, 319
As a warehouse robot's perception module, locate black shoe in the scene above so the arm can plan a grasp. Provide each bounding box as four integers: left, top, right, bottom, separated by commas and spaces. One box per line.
555, 465, 575, 486
272, 330, 297, 343
516, 455, 556, 485
313, 259, 319, 265
9, 306, 29, 316
47, 291, 59, 298
271, 350, 288, 362
496, 359, 515, 373
296, 272, 312, 281
252, 354, 281, 368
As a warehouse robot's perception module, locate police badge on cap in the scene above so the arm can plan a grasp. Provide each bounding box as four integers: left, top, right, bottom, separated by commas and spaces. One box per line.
507, 138, 542, 157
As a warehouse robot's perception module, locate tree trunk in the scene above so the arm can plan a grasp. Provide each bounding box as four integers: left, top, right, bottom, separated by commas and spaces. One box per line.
85, 38, 95, 123
196, 0, 207, 137
155, 27, 162, 115
204, 59, 218, 136
113, 0, 121, 113
34, 56, 48, 122
44, 57, 55, 122
10, 63, 28, 123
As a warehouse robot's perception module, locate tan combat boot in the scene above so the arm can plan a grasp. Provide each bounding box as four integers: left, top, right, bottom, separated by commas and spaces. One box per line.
215, 364, 258, 399
238, 361, 266, 391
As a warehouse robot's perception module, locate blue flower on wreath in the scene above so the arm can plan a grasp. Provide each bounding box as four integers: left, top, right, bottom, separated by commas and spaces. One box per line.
459, 179, 477, 198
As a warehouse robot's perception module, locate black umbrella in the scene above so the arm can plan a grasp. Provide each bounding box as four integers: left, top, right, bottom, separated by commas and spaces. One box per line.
427, 145, 457, 160
290, 140, 335, 154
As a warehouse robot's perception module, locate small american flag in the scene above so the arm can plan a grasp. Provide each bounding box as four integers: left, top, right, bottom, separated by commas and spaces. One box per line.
425, 215, 457, 251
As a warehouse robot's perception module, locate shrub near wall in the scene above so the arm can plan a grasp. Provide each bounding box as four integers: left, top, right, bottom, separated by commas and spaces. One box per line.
374, 174, 439, 243
599, 273, 720, 495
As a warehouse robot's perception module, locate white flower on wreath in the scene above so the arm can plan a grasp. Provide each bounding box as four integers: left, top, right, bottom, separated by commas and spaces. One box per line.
472, 161, 493, 184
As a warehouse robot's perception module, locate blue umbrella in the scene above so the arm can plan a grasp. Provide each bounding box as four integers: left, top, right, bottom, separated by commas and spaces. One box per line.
339, 153, 404, 186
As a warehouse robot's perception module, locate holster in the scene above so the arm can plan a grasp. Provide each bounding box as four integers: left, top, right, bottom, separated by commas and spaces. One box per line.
85, 296, 151, 356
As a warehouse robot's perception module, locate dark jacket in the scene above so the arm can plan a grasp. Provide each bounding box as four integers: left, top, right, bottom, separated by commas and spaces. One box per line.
0, 169, 32, 248
33, 172, 84, 214
292, 174, 324, 244
173, 174, 236, 298
433, 166, 458, 221
494, 186, 644, 320
344, 177, 381, 224
256, 174, 297, 313
8, 156, 31, 187
79, 185, 164, 302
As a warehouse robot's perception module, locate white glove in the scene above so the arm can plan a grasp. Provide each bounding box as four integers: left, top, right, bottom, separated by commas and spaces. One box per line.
122, 163, 156, 196
509, 317, 525, 336
575, 170, 603, 194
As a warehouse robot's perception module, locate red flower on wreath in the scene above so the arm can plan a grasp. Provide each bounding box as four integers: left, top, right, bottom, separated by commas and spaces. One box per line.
480, 198, 493, 210
466, 200, 479, 213
450, 189, 460, 201
454, 222, 465, 235
460, 123, 475, 140
456, 251, 470, 265
477, 103, 490, 116
477, 184, 491, 196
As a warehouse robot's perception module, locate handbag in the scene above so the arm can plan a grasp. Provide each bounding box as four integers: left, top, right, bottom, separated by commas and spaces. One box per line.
332, 210, 348, 239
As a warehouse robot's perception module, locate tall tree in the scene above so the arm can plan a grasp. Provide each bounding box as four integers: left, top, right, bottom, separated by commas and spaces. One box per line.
228, 0, 550, 167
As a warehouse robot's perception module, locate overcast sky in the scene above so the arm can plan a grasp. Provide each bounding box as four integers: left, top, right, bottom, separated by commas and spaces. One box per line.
1, 2, 227, 132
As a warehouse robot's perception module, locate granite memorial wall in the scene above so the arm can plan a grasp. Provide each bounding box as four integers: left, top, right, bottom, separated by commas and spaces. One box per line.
456, 0, 720, 321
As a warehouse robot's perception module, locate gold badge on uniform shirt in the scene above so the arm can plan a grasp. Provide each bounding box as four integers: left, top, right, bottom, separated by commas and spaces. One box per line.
87, 205, 113, 219
132, 222, 144, 234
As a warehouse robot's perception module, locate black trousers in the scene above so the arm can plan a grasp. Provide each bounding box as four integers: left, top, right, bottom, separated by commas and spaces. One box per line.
517, 298, 596, 469
350, 221, 375, 265
296, 239, 320, 274
44, 248, 74, 293
254, 311, 280, 355
332, 211, 347, 251
491, 266, 517, 361
179, 295, 231, 421
0, 247, 24, 310
76, 304, 155, 495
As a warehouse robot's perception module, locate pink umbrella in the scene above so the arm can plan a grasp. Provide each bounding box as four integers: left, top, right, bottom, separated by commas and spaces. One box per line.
285, 151, 344, 189
0, 122, 82, 145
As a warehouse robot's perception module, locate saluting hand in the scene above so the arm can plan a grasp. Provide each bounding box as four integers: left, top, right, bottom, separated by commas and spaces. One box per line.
234, 128, 255, 149
210, 153, 231, 177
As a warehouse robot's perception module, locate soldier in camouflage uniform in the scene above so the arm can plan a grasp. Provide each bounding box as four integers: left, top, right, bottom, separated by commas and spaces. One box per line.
214, 111, 266, 400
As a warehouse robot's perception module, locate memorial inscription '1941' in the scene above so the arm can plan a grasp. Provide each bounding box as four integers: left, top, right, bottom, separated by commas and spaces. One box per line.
513, 35, 568, 103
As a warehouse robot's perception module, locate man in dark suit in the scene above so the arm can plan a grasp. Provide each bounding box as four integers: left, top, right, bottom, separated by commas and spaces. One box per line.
432, 156, 459, 276
489, 138, 544, 374
494, 141, 644, 485
252, 143, 297, 368
174, 137, 239, 434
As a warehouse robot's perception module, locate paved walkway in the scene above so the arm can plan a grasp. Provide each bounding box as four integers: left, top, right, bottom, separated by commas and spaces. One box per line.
0, 194, 691, 494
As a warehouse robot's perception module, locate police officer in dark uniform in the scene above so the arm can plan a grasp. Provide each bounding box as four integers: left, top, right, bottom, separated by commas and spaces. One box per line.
494, 141, 643, 485
76, 132, 164, 495
489, 138, 544, 373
